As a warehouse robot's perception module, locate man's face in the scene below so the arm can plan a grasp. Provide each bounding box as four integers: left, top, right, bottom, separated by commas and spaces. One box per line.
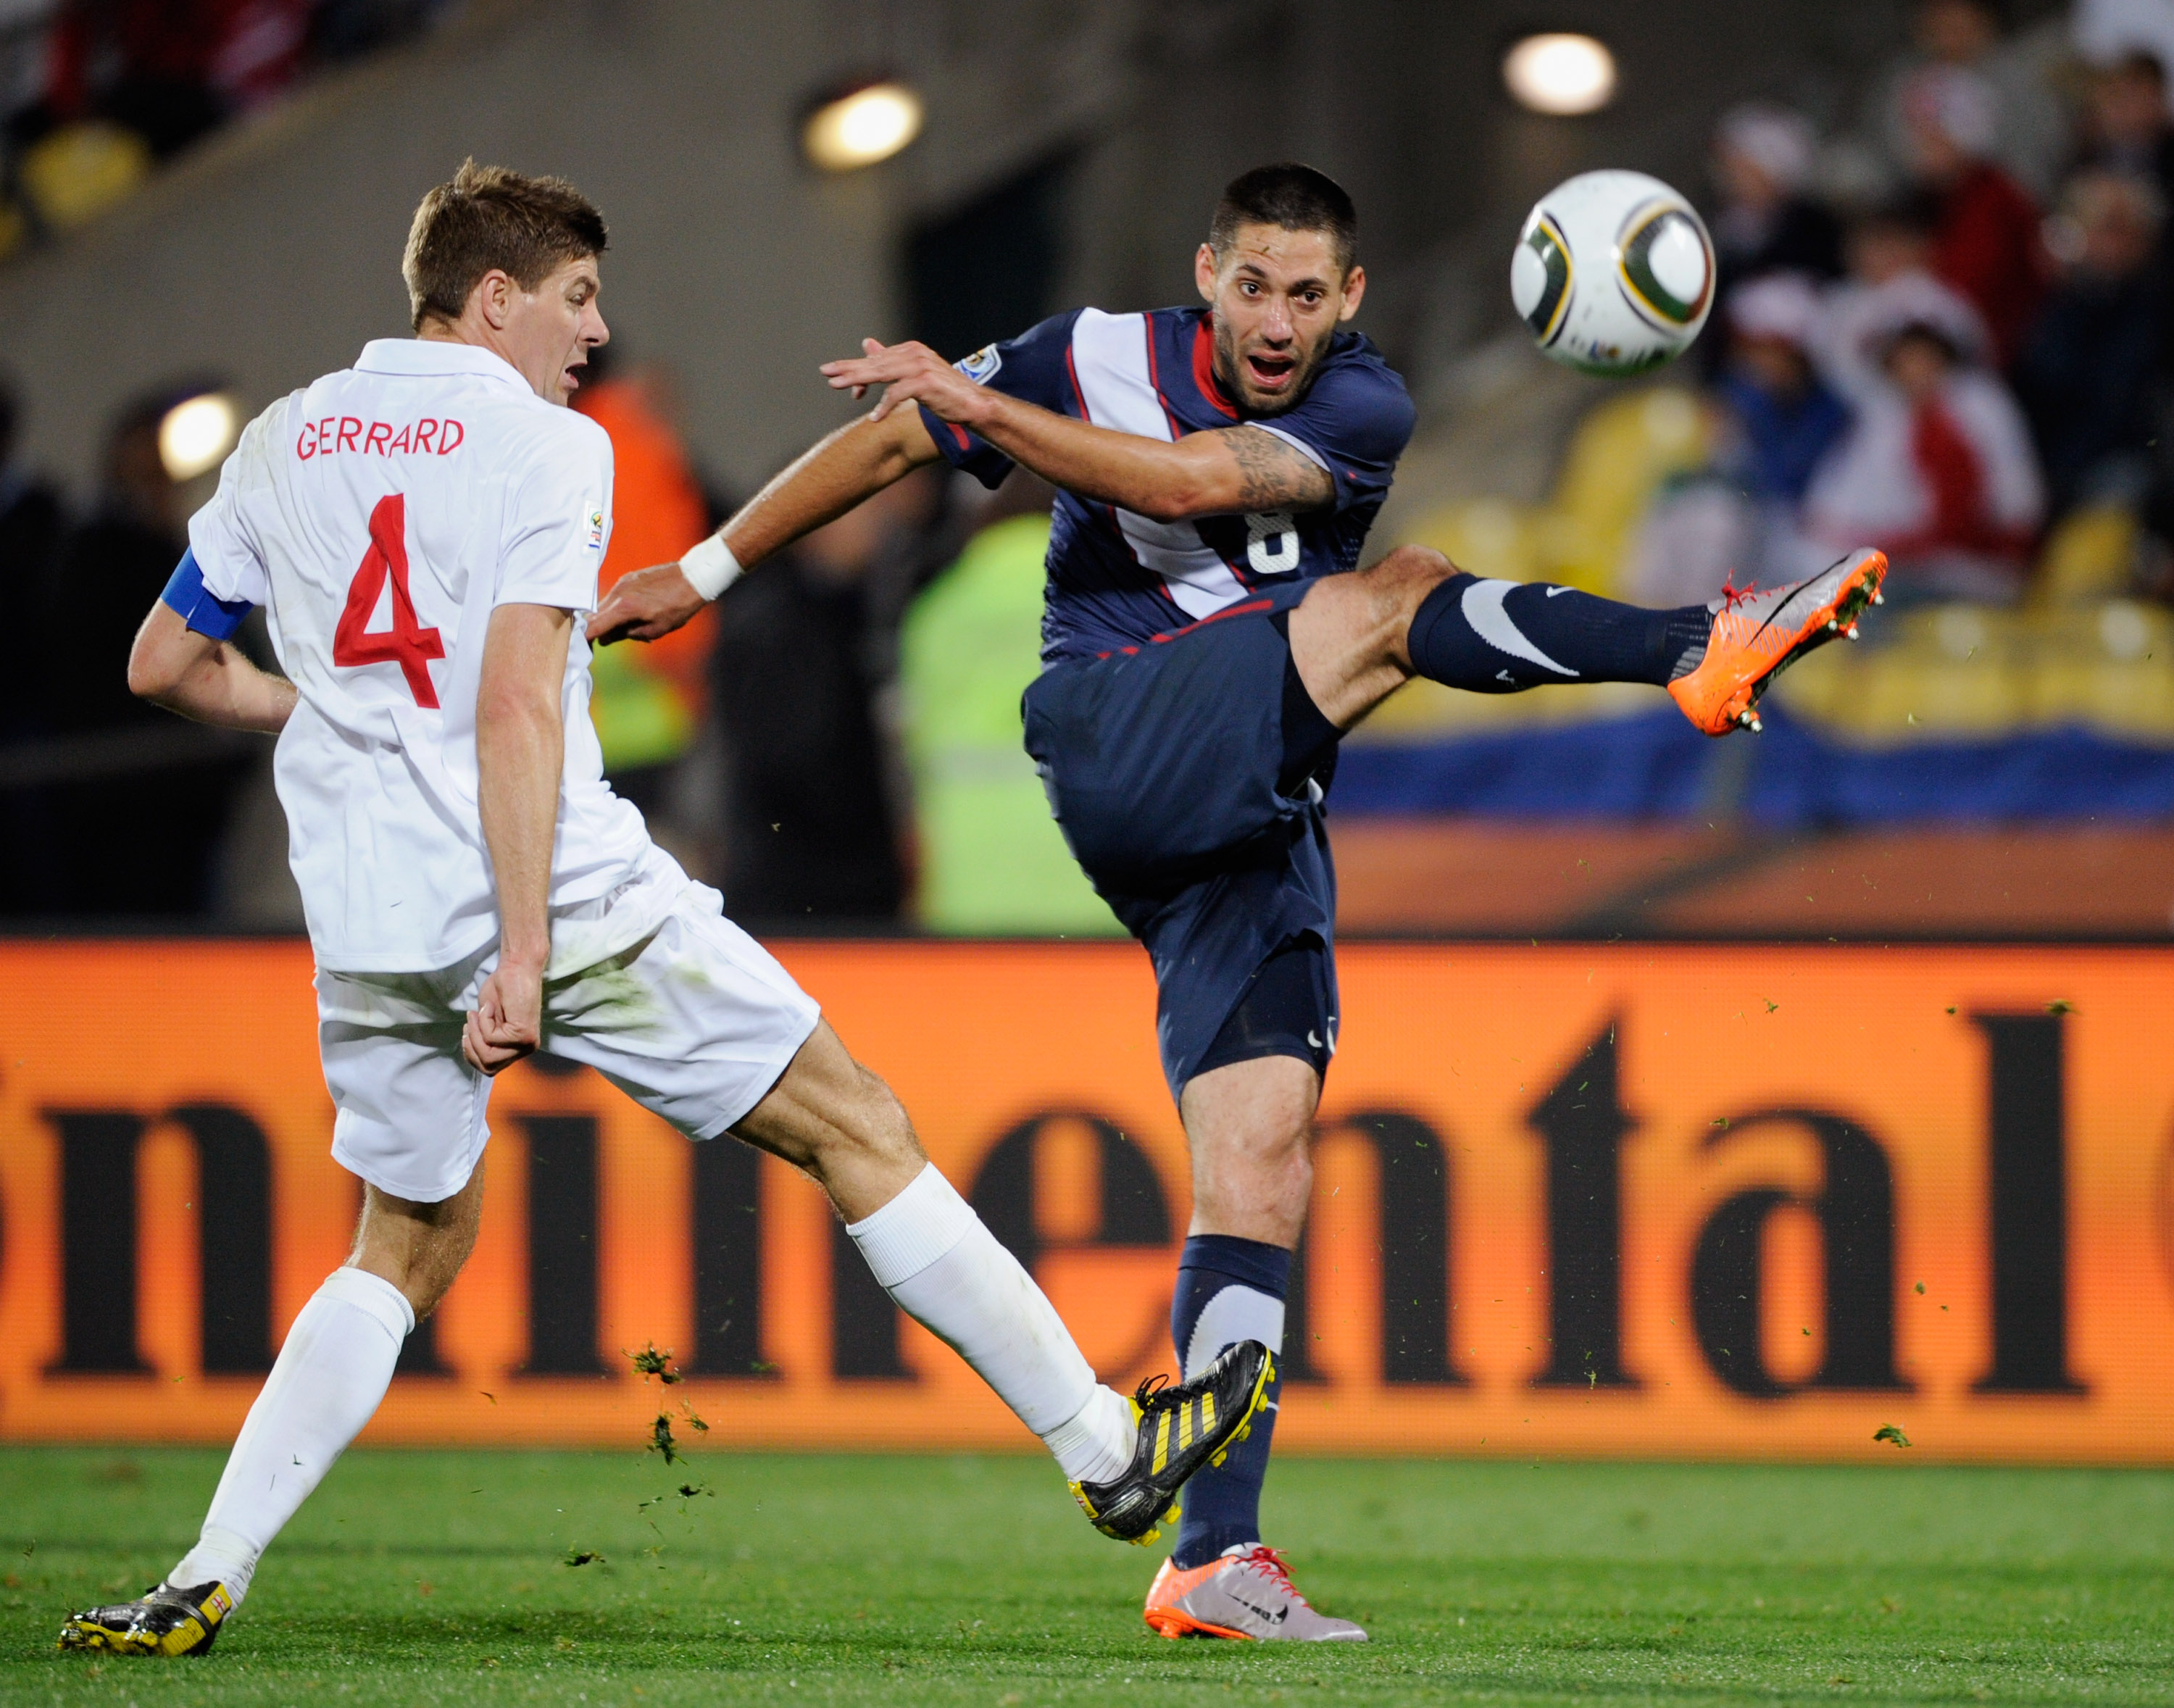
1714, 143, 1782, 212
1915, 0, 1994, 63
1194, 223, 1365, 416
2076, 191, 2157, 280
2091, 66, 2168, 149
1731, 333, 1811, 399
497, 255, 608, 404
1883, 330, 1953, 401
1904, 105, 1971, 185
1849, 220, 1927, 286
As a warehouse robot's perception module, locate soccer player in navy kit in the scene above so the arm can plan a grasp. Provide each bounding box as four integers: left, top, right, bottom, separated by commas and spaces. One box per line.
595, 164, 1884, 1641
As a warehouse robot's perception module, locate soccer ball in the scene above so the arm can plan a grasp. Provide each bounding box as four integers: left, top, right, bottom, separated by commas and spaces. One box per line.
1511, 170, 1715, 375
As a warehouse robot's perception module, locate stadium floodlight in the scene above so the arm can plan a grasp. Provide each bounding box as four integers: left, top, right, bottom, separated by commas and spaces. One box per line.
801, 78, 923, 172
1502, 33, 1617, 116
159, 390, 241, 481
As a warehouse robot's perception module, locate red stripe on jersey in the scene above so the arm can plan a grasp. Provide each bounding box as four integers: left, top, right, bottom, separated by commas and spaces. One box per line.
1151, 596, 1275, 643
1146, 317, 1185, 439
1064, 344, 1091, 422
1192, 320, 1239, 420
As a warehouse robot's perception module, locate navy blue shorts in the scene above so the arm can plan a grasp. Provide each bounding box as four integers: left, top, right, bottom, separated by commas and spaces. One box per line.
1023, 597, 1340, 1101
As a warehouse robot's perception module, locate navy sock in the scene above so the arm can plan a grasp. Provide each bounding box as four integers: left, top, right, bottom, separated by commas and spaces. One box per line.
1168, 1234, 1288, 1569
1407, 572, 1709, 693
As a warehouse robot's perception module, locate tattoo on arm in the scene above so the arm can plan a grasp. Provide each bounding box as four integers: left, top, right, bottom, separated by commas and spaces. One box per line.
1222, 425, 1336, 512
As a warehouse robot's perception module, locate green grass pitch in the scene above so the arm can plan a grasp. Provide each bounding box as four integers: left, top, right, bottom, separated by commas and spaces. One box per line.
1, 1446, 2167, 1704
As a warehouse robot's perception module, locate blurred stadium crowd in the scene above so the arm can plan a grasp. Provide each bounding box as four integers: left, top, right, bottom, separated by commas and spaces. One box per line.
1333, 0, 2174, 899
1, 0, 2171, 936
1602, 0, 2173, 615
0, 1, 450, 248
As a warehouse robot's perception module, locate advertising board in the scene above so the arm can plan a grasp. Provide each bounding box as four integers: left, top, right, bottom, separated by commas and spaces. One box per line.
0, 941, 2165, 1462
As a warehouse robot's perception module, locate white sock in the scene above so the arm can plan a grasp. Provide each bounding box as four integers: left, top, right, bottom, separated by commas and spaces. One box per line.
1038, 1385, 1137, 1484
170, 1266, 414, 1602
847, 1163, 1134, 1483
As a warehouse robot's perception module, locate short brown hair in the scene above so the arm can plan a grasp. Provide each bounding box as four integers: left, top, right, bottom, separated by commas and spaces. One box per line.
401, 159, 608, 330
1209, 163, 1359, 276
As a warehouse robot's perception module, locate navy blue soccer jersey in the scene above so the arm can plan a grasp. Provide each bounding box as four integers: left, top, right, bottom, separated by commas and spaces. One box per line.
920, 305, 1415, 663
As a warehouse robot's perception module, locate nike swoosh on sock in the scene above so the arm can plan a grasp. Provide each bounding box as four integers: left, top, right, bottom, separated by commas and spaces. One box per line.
1465, 580, 1578, 676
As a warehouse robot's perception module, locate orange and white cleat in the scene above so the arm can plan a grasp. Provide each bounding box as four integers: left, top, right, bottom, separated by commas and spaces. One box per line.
1666, 549, 1886, 736
1143, 1544, 1367, 1641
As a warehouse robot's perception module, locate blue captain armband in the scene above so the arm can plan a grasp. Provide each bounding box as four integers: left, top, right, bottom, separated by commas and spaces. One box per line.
161, 548, 254, 641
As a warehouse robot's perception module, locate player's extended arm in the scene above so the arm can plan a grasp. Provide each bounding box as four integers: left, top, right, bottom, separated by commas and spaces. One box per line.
464, 601, 572, 1078
821, 338, 1336, 523
127, 601, 297, 733
585, 405, 941, 646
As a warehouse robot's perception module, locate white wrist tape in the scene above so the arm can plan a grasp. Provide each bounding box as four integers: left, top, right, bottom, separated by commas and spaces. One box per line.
678, 534, 743, 601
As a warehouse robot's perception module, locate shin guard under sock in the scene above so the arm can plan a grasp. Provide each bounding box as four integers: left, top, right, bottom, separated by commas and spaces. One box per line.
1168, 1234, 1288, 1568
847, 1162, 1133, 1483
171, 1266, 415, 1601
1407, 573, 1709, 693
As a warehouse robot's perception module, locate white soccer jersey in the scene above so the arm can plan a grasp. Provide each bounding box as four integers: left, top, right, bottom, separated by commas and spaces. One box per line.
189, 338, 656, 973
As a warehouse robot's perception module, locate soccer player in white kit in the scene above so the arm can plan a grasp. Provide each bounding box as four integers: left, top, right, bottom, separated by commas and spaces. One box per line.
59, 162, 1268, 1659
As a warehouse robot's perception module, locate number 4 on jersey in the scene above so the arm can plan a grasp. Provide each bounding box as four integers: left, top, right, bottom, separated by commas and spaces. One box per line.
334, 493, 445, 708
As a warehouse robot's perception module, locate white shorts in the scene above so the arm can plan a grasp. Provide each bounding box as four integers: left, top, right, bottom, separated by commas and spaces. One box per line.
315, 877, 821, 1202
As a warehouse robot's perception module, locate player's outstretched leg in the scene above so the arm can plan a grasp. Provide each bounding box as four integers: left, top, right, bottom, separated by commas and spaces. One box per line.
1286, 543, 1887, 736
733, 1018, 1271, 1544
59, 1170, 481, 1657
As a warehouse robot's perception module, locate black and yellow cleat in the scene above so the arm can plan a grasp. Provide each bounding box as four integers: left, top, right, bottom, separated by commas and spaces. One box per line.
58, 1580, 235, 1657
1070, 1340, 1273, 1546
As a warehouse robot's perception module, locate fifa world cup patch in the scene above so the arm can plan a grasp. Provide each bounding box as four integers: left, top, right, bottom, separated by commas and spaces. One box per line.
586, 508, 607, 549
955, 343, 1002, 385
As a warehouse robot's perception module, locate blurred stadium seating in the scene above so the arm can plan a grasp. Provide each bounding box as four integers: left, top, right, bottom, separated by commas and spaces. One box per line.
0, 0, 2162, 946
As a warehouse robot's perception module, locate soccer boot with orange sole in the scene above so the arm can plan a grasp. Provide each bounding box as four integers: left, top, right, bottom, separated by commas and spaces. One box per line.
1666, 548, 1886, 736
1070, 1340, 1273, 1545
1144, 1544, 1367, 1641
59, 1580, 236, 1657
